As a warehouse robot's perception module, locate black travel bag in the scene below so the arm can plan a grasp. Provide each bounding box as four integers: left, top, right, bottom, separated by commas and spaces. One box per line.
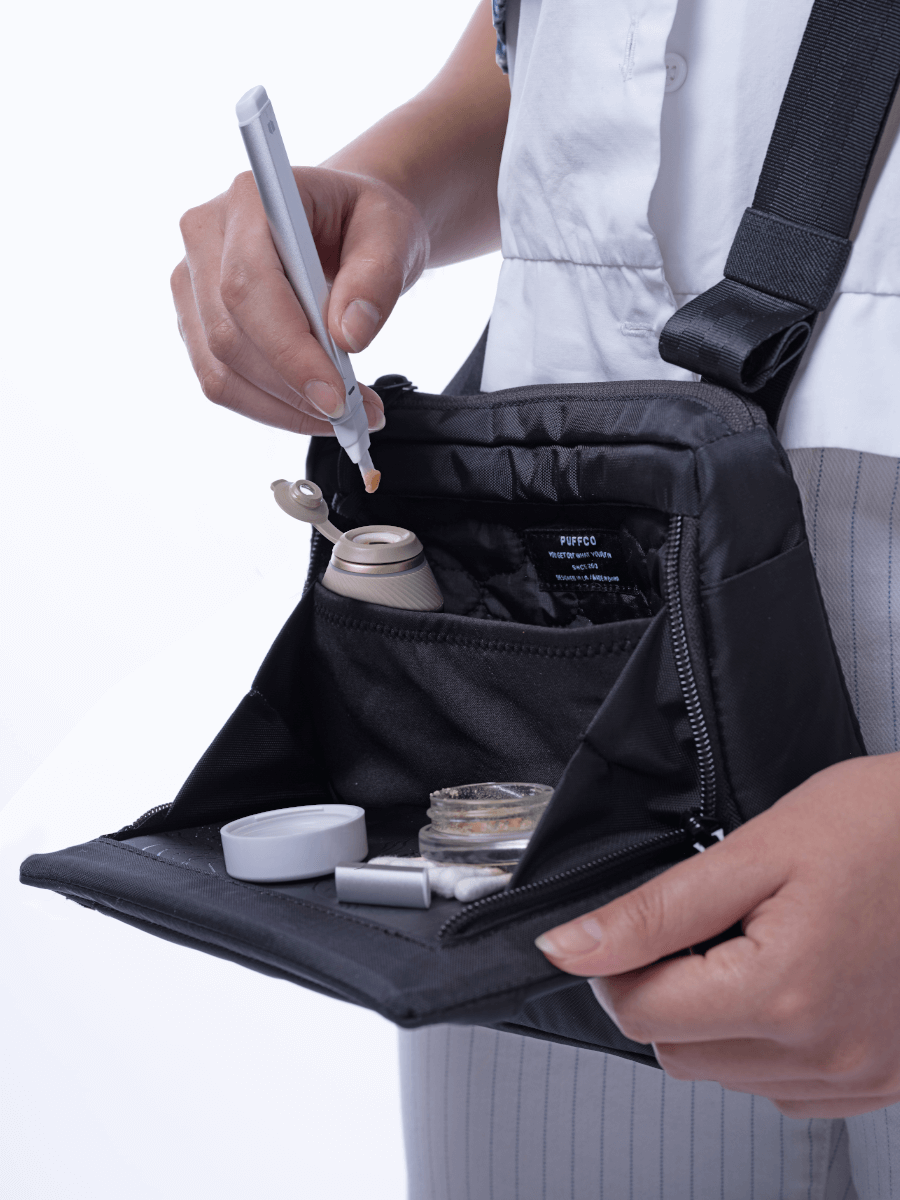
20, 0, 900, 1067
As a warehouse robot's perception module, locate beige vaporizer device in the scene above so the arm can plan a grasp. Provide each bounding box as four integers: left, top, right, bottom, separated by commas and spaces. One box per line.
271, 479, 444, 612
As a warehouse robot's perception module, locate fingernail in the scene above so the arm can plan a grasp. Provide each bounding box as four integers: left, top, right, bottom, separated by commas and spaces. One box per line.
588, 979, 619, 1017
341, 299, 381, 352
535, 917, 604, 958
588, 978, 611, 1011
368, 409, 386, 432
303, 380, 345, 420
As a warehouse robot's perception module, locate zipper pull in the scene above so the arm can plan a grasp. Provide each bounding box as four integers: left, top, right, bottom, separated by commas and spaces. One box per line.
685, 813, 724, 854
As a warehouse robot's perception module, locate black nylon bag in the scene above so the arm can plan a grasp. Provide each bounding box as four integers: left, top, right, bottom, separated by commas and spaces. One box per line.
20, 0, 899, 1066
18, 376, 863, 1065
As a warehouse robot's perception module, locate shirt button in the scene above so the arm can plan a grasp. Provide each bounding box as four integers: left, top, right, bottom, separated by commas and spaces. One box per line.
665, 52, 688, 93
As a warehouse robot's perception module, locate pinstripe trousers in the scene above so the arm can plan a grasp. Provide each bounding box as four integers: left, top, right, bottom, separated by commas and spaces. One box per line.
400, 449, 900, 1199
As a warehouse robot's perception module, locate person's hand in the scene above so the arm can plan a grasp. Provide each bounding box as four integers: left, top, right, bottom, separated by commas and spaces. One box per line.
171, 167, 429, 434
535, 752, 900, 1118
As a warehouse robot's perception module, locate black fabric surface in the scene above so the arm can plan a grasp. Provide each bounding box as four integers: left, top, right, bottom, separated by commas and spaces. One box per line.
329, 492, 667, 626
443, 322, 489, 395
753, 0, 900, 237
310, 586, 650, 808
725, 209, 852, 312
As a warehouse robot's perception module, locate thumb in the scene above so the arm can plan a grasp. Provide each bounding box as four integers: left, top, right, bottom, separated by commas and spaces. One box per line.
326, 181, 429, 354
534, 825, 787, 977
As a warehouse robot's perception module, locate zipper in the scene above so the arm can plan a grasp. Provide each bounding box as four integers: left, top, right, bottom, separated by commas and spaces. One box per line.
438, 828, 690, 941
112, 803, 172, 838
439, 512, 723, 941
664, 514, 717, 826
305, 528, 327, 594
383, 378, 757, 437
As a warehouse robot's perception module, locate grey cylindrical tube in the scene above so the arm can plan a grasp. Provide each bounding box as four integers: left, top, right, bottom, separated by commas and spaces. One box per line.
335, 862, 431, 908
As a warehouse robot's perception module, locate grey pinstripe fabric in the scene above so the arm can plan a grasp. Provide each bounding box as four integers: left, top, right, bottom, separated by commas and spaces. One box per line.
400, 1025, 861, 1199
788, 449, 900, 756
401, 450, 900, 1199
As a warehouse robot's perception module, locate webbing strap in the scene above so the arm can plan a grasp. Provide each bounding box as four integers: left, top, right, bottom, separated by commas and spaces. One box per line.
659, 0, 900, 421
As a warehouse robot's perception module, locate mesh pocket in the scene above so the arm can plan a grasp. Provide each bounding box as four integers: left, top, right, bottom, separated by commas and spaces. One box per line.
310, 585, 651, 807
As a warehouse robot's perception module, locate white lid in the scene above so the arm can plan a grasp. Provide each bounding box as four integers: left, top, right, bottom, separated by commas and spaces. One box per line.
221, 804, 367, 882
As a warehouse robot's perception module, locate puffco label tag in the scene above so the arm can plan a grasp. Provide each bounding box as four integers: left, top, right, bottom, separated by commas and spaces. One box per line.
524, 528, 636, 593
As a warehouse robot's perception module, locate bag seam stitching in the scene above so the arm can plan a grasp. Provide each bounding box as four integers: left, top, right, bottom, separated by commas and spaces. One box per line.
73, 871, 568, 1016
96, 839, 442, 949
246, 686, 285, 719
63, 889, 382, 1009
311, 603, 643, 654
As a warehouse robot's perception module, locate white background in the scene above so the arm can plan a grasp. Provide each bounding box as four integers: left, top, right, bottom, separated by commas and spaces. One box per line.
1, 0, 497, 1194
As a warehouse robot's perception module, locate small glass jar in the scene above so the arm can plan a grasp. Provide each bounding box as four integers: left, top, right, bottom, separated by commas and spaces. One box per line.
418, 782, 552, 866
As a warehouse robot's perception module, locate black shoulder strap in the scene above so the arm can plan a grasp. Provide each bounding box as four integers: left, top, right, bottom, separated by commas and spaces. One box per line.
659, 0, 900, 423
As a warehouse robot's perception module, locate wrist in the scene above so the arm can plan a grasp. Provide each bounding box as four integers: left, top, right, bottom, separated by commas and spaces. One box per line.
323, 95, 504, 266
322, 102, 442, 245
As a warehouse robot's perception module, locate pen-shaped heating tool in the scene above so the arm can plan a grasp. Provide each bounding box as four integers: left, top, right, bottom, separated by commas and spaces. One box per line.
236, 85, 380, 493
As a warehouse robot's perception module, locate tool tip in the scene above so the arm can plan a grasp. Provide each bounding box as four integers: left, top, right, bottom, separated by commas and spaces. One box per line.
363, 468, 381, 494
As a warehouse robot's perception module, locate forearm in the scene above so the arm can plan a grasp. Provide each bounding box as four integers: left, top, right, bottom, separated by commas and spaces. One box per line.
325, 0, 509, 266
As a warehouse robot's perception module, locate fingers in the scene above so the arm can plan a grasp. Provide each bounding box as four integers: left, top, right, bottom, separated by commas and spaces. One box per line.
323, 176, 429, 353
172, 256, 333, 435
360, 384, 386, 431
654, 1037, 874, 1089
774, 1095, 900, 1119
658, 1037, 900, 1116
174, 255, 385, 434
534, 820, 788, 978
587, 937, 775, 1045
215, 174, 348, 418
532, 761, 900, 1118
178, 193, 311, 405
175, 169, 417, 434
340, 298, 383, 353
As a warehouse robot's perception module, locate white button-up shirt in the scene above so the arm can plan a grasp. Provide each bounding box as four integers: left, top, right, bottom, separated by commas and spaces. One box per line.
482, 0, 900, 457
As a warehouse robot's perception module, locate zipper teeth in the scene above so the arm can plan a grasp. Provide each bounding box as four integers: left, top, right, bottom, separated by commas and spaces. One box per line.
440, 514, 718, 940
304, 529, 326, 593
437, 828, 687, 940
389, 381, 755, 434
665, 515, 716, 819
117, 803, 172, 835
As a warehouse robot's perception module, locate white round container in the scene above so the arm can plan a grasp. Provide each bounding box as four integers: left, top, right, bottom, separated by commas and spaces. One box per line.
220, 804, 367, 882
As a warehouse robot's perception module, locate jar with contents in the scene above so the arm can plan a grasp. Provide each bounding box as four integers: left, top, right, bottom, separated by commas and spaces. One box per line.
418, 783, 552, 866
